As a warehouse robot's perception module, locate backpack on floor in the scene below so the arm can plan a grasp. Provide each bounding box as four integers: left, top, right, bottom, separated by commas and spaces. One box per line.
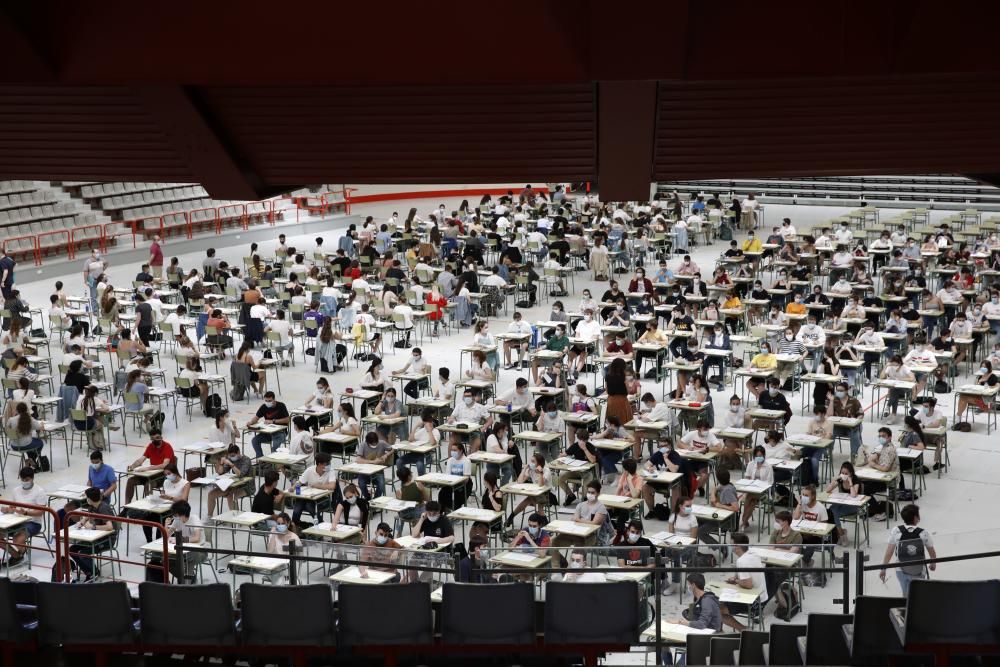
203, 393, 223, 418
149, 411, 166, 432
776, 580, 801, 620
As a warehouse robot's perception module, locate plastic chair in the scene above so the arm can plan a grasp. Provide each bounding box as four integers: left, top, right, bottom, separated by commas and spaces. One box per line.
892, 579, 1000, 659
337, 582, 432, 647
797, 612, 852, 665
843, 595, 906, 665
765, 623, 806, 666
36, 582, 136, 649
139, 582, 236, 649
441, 583, 534, 646
544, 581, 638, 645
239, 583, 335, 652
709, 634, 741, 665
737, 629, 769, 665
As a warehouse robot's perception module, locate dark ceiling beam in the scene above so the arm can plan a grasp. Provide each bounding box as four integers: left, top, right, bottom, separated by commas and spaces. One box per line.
597, 80, 657, 201
131, 86, 263, 200
965, 174, 1000, 190
0, 5, 54, 80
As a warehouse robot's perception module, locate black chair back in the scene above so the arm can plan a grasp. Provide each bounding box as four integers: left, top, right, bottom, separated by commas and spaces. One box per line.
904, 580, 1000, 646
0, 579, 29, 643
441, 583, 534, 645
686, 633, 713, 666
544, 582, 639, 645
139, 583, 236, 646
737, 630, 769, 665
338, 582, 432, 647
848, 595, 907, 660
805, 613, 853, 665
767, 623, 807, 665
709, 635, 741, 665
36, 582, 135, 646
240, 583, 335, 647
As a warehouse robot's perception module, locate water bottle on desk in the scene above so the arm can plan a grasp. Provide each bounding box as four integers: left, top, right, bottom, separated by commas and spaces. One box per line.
295, 481, 302, 495
507, 404, 512, 414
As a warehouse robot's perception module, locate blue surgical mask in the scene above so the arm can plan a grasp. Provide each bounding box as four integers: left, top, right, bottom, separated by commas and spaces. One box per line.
375, 534, 389, 545
275, 524, 288, 534
878, 436, 888, 446
547, 410, 558, 419
755, 456, 765, 465
528, 526, 540, 536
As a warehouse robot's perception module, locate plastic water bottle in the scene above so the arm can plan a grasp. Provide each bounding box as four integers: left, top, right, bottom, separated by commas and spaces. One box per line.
295, 481, 302, 495
507, 404, 512, 414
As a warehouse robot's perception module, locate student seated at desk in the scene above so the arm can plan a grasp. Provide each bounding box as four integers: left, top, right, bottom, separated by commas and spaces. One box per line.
825, 462, 861, 547
768, 510, 802, 613
954, 360, 999, 426
206, 444, 252, 519
331, 483, 369, 543
663, 496, 698, 592
610, 459, 644, 535
738, 446, 773, 533
511, 512, 552, 551
146, 500, 204, 583
534, 402, 565, 463
496, 377, 537, 420
124, 428, 175, 504
563, 548, 607, 583
359, 522, 403, 582
251, 470, 285, 524
792, 485, 828, 566
412, 500, 455, 548
292, 452, 341, 526
458, 537, 493, 583
558, 430, 598, 506
438, 442, 474, 511
617, 519, 655, 568
266, 512, 301, 554
757, 377, 792, 425
642, 438, 685, 517
677, 420, 719, 495
506, 453, 555, 527
2, 467, 46, 565
246, 391, 290, 457
864, 427, 899, 521
701, 468, 739, 550
69, 487, 117, 581
720, 533, 768, 631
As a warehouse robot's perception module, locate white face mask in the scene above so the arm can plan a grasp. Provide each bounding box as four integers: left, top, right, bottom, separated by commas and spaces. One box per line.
730, 405, 740, 412
627, 532, 640, 543
375, 534, 389, 545
464, 397, 474, 406
586, 492, 597, 502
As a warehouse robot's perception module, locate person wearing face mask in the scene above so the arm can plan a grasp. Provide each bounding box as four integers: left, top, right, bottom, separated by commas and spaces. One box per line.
719, 532, 768, 631
827, 382, 864, 464
130, 461, 189, 543
564, 480, 613, 548
532, 324, 569, 384
616, 519, 655, 568
246, 391, 290, 457
666, 306, 696, 359
739, 446, 774, 532
124, 428, 175, 504
412, 500, 456, 547
796, 316, 827, 373
511, 512, 552, 551
401, 409, 443, 476
496, 377, 537, 426
485, 421, 516, 484
331, 483, 370, 543
864, 427, 899, 522
605, 331, 633, 359
757, 377, 792, 426
354, 431, 391, 499
878, 354, 915, 424
563, 548, 608, 583
438, 442, 474, 511
373, 388, 409, 444
745, 341, 777, 400
530, 401, 565, 463
981, 290, 1000, 340
395, 347, 432, 399
86, 449, 117, 502
825, 462, 861, 546
568, 308, 602, 379
3, 467, 47, 564
206, 445, 252, 518
291, 452, 341, 526
663, 496, 699, 591
678, 419, 720, 494
954, 360, 999, 428
359, 522, 403, 580
265, 512, 302, 557
635, 321, 669, 377
902, 332, 938, 398
767, 510, 802, 613
701, 323, 732, 392
502, 312, 533, 370
641, 438, 684, 516
792, 484, 828, 566
629, 268, 653, 296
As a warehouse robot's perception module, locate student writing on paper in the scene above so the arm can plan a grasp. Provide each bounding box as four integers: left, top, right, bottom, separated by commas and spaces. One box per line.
412, 500, 455, 547
132, 462, 189, 544
678, 420, 720, 494
360, 522, 403, 582
124, 429, 175, 504
506, 452, 555, 528
610, 459, 644, 534
667, 573, 722, 633
330, 484, 369, 543
355, 431, 391, 500
206, 444, 253, 519
558, 430, 598, 506
292, 452, 341, 527
68, 487, 117, 581
437, 442, 473, 511
663, 496, 699, 594
617, 520, 655, 568
792, 485, 828, 566
642, 438, 684, 518
534, 401, 566, 462
399, 409, 441, 477
825, 462, 861, 547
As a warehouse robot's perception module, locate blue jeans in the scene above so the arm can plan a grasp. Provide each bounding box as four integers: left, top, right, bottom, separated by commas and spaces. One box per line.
835, 424, 862, 460
396, 453, 426, 477
830, 504, 859, 529
357, 473, 385, 499
486, 462, 513, 486
896, 569, 925, 596
806, 447, 824, 484
251, 431, 287, 457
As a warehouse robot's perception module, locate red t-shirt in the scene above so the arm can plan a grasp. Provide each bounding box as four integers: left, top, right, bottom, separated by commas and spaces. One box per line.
143, 441, 175, 466
150, 242, 163, 266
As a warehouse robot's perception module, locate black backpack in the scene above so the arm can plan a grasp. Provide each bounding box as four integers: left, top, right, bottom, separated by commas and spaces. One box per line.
203, 393, 223, 418
896, 525, 926, 575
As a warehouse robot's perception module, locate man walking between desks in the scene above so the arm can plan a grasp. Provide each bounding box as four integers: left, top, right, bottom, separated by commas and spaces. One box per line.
880, 503, 937, 596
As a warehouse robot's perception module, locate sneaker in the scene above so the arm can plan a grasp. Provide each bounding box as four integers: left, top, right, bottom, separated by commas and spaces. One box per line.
872, 513, 887, 522
661, 583, 677, 596
563, 493, 577, 507
932, 462, 943, 471
837, 533, 849, 547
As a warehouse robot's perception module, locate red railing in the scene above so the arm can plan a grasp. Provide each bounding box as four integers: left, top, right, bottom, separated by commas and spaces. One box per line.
9, 199, 301, 268
1, 235, 40, 266
37, 229, 73, 260
0, 500, 63, 581
69, 224, 105, 255
62, 509, 170, 583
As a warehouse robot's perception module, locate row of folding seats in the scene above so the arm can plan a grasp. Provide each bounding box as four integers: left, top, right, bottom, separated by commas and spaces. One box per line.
0, 180, 36, 195
126, 198, 245, 222
100, 185, 208, 211
80, 181, 197, 199
0, 200, 75, 225
0, 188, 54, 211
2, 214, 101, 250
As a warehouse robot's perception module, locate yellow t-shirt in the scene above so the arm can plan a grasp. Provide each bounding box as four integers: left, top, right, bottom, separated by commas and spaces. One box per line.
723, 296, 742, 309
750, 353, 778, 369
741, 238, 762, 252
786, 302, 807, 315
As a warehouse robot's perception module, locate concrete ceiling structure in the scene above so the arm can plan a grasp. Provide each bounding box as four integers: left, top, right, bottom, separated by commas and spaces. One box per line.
2, 0, 1000, 201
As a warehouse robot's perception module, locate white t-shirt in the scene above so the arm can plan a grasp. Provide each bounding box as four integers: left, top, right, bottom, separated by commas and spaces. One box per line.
574, 319, 602, 340
268, 319, 292, 345
444, 456, 472, 477
680, 430, 719, 452
736, 551, 768, 602
162, 476, 189, 500
12, 484, 47, 522
888, 524, 934, 549
290, 430, 314, 457
796, 500, 828, 523
301, 465, 332, 487
412, 426, 442, 444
